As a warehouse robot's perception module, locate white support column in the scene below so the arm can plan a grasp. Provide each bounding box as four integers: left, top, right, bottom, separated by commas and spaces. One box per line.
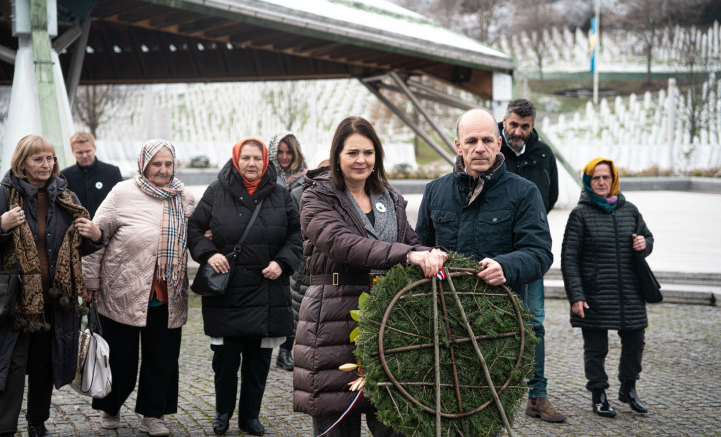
491, 71, 512, 121
1, 0, 74, 174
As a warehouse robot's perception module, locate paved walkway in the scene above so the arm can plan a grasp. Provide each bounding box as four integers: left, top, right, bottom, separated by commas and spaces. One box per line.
22, 298, 721, 436
15, 190, 720, 436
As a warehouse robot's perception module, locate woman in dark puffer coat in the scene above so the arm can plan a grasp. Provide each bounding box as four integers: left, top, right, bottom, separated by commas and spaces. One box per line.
292, 117, 446, 437
188, 138, 302, 436
561, 157, 654, 419
267, 130, 307, 371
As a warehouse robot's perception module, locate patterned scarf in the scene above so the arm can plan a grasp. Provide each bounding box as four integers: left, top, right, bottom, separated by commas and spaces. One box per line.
133, 139, 187, 299
3, 185, 89, 332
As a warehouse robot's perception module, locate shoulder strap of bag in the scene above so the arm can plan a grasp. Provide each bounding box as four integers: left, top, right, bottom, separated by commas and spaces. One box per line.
232, 199, 264, 254
87, 301, 103, 336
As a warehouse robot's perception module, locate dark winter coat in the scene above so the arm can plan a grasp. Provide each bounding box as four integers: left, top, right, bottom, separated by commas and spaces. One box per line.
61, 159, 124, 218
288, 179, 307, 326
0, 172, 103, 390
187, 161, 302, 338
561, 191, 653, 330
415, 162, 553, 295
293, 170, 429, 417
499, 122, 559, 213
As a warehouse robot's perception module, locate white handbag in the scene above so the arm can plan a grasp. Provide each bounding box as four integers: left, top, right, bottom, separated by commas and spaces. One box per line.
71, 303, 112, 398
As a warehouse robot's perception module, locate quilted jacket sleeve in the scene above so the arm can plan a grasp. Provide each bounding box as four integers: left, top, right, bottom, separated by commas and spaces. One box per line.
83, 184, 120, 290
187, 183, 220, 264
561, 206, 586, 304
271, 188, 302, 274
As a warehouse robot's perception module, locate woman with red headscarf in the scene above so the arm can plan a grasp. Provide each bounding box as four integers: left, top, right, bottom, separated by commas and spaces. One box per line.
188, 138, 302, 436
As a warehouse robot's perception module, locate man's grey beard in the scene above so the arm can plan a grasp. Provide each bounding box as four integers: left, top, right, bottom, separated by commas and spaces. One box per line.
509, 139, 524, 152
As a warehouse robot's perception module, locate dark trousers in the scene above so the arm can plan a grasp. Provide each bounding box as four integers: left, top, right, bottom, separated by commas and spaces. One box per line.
279, 335, 294, 351
582, 327, 645, 391
525, 279, 547, 398
0, 327, 54, 434
0, 305, 56, 434
92, 305, 181, 417
211, 337, 272, 421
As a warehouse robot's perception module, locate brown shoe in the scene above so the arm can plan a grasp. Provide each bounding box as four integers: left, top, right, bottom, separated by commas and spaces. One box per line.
526, 397, 567, 423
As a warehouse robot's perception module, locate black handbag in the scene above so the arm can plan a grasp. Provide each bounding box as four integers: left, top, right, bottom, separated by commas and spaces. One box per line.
633, 221, 662, 304
191, 199, 264, 297
0, 269, 21, 325
634, 255, 662, 303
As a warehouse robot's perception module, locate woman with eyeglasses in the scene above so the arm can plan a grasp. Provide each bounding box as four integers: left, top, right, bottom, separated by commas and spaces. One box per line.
0, 135, 103, 437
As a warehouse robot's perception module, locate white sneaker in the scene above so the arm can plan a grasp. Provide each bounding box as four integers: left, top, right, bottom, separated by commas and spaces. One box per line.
100, 412, 120, 429
139, 416, 169, 436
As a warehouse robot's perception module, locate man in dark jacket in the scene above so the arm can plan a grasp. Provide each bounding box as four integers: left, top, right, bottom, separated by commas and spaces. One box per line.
499, 99, 565, 422
416, 108, 562, 419
61, 132, 123, 217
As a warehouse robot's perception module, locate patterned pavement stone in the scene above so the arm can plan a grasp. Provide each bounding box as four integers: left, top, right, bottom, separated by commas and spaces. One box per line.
15, 295, 721, 436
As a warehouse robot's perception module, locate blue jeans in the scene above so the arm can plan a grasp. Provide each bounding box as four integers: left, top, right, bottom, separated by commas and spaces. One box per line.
524, 278, 546, 399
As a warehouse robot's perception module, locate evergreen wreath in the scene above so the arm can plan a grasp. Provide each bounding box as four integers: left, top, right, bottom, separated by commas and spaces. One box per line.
354, 253, 537, 437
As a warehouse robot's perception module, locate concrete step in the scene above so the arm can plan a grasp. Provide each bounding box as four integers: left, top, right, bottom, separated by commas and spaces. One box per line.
546, 267, 721, 287
544, 278, 719, 306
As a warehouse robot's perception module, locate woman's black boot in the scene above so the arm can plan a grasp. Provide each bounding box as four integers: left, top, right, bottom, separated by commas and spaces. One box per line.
276, 348, 294, 371
213, 412, 231, 435
591, 388, 617, 418
619, 381, 648, 413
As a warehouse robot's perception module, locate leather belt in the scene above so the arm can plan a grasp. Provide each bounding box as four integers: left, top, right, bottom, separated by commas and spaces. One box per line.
311, 273, 372, 286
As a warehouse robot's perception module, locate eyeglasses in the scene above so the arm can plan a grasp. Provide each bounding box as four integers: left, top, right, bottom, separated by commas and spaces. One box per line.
28, 156, 57, 166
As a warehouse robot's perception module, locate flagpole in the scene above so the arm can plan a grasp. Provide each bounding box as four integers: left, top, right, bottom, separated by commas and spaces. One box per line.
593, 0, 600, 104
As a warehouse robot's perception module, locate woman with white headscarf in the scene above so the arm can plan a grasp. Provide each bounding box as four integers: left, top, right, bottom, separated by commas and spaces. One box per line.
83, 139, 195, 436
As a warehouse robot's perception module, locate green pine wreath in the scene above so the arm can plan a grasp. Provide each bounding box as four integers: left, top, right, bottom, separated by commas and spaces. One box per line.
354, 253, 538, 437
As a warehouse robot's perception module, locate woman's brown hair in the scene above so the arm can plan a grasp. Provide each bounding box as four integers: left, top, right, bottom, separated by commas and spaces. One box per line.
11, 134, 59, 179
329, 116, 389, 194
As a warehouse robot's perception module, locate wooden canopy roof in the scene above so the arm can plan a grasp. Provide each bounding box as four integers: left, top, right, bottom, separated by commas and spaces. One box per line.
0, 0, 514, 99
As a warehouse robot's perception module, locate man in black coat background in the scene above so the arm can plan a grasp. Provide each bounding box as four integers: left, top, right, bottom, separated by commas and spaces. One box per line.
61, 132, 124, 217
499, 99, 564, 423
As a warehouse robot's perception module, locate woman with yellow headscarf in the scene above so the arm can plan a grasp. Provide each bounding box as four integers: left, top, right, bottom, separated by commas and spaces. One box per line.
561, 158, 654, 419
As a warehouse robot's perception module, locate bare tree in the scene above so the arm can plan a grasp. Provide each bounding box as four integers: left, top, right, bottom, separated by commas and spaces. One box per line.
676, 26, 719, 142
459, 0, 503, 45
263, 82, 309, 132
73, 85, 127, 137
512, 0, 562, 81
611, 0, 707, 85
392, 0, 503, 45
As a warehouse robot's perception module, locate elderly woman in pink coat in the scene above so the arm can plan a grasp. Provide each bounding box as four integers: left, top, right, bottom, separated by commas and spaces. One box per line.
83, 140, 195, 437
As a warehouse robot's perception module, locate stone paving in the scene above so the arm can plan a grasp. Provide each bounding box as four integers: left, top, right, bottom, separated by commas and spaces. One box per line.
12, 190, 720, 436
15, 295, 721, 437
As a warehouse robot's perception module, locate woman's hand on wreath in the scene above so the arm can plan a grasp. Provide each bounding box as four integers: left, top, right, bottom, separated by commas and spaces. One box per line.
408, 250, 446, 278
75, 218, 102, 243
208, 253, 229, 274
262, 261, 283, 280
1, 206, 24, 233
